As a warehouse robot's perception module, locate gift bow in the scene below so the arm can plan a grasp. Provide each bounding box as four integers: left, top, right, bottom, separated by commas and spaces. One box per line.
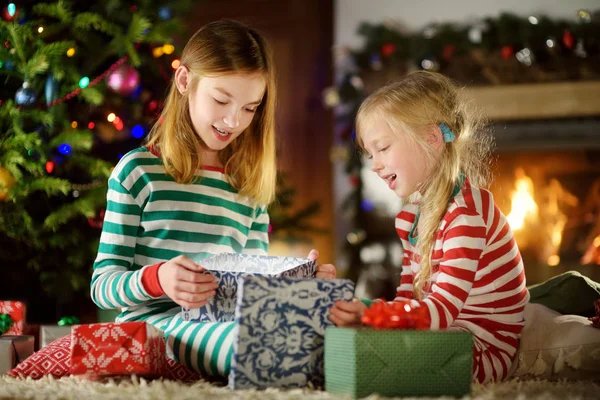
361, 300, 430, 330
0, 313, 14, 335
58, 316, 80, 326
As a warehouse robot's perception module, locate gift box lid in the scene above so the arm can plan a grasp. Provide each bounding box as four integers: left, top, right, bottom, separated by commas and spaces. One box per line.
194, 253, 316, 275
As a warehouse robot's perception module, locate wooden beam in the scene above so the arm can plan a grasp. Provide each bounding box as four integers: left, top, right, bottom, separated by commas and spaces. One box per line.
464, 81, 600, 121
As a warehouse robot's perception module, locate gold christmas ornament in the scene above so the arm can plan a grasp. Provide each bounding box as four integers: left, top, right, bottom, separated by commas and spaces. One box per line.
0, 166, 16, 201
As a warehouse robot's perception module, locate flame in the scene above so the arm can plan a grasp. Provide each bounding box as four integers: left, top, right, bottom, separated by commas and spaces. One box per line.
507, 169, 538, 231
506, 169, 579, 267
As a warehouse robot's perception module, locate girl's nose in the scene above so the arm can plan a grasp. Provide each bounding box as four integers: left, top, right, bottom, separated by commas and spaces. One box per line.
223, 109, 240, 129
371, 158, 383, 172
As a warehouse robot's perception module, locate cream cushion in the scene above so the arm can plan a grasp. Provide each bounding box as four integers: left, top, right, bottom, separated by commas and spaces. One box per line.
510, 303, 600, 380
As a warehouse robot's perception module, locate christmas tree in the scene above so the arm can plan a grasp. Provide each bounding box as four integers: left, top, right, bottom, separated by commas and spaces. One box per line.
0, 0, 191, 317
0, 1, 324, 320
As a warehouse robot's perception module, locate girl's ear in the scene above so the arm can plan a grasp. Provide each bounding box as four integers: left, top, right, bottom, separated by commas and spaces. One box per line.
426, 124, 444, 149
174, 65, 190, 94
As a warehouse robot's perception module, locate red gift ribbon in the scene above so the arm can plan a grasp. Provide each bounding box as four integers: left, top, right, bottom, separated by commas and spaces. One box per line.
361, 300, 430, 330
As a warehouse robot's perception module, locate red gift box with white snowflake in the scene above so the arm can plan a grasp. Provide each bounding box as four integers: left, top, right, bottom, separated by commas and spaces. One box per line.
70, 322, 166, 377
0, 301, 26, 336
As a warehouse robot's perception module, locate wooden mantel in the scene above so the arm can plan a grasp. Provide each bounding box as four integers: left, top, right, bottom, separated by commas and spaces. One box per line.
464, 81, 600, 121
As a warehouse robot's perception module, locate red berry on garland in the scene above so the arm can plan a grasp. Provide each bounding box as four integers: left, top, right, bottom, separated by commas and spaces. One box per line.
381, 43, 397, 57
88, 209, 106, 229
501, 46, 514, 60
349, 175, 360, 187
443, 44, 456, 61
562, 30, 575, 49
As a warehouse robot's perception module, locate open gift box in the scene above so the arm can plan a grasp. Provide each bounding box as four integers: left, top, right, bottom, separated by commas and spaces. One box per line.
181, 253, 316, 322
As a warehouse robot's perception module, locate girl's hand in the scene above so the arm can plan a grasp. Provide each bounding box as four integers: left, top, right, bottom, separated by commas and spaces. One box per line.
329, 298, 368, 327
308, 249, 337, 279
158, 255, 219, 309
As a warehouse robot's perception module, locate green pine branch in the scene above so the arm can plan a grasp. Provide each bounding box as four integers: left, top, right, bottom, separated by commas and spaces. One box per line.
0, 203, 36, 241
33, 0, 73, 24
14, 177, 71, 198
79, 86, 104, 105
71, 156, 113, 179
44, 192, 103, 230
5, 24, 31, 66
48, 129, 93, 150
127, 14, 152, 44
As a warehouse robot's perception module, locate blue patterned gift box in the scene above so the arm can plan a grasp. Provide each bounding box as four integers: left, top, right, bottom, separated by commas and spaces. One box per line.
229, 276, 355, 390
181, 253, 316, 323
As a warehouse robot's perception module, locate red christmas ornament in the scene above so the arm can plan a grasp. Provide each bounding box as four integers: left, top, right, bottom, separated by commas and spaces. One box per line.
88, 209, 106, 229
501, 46, 514, 60
443, 44, 456, 61
381, 43, 397, 57
562, 30, 575, 49
107, 64, 141, 96
349, 175, 360, 187
361, 300, 431, 330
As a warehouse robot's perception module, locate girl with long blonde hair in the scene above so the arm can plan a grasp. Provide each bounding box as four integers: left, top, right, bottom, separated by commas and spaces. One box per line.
330, 71, 529, 384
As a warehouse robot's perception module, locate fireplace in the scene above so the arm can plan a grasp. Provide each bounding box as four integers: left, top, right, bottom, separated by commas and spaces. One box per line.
351, 117, 600, 299
489, 117, 600, 285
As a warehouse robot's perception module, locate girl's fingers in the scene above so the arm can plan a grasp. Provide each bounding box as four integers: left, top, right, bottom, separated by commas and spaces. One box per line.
330, 305, 361, 325
307, 249, 319, 261
176, 290, 216, 306
176, 280, 219, 293
174, 255, 206, 272
335, 299, 365, 313
176, 268, 217, 284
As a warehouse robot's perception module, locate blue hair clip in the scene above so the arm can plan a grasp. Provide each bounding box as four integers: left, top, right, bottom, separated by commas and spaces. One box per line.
439, 123, 455, 143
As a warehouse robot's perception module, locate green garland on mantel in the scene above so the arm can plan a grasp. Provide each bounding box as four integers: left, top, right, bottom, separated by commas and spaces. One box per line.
332, 9, 599, 103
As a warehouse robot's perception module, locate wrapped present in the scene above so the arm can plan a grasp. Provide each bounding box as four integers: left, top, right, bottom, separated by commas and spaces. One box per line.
229, 276, 355, 390
182, 253, 316, 323
325, 327, 473, 398
40, 316, 80, 349
0, 335, 34, 374
0, 301, 26, 335
40, 326, 72, 349
71, 322, 166, 377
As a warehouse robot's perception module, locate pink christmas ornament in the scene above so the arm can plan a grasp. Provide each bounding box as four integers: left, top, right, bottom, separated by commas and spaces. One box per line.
107, 64, 140, 96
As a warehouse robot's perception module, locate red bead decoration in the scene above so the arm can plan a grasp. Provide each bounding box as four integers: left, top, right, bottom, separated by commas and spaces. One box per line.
381, 43, 397, 57
562, 30, 575, 49
501, 46, 514, 60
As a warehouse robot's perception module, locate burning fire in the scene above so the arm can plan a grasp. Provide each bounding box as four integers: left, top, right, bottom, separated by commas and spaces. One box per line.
507, 168, 538, 231
506, 169, 578, 266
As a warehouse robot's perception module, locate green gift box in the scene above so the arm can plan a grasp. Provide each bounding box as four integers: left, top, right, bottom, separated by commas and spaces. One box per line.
325, 327, 473, 398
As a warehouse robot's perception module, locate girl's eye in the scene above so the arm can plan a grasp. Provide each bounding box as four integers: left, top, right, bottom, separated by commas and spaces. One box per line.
379, 146, 389, 152
214, 98, 227, 105
245, 108, 257, 113
367, 154, 373, 160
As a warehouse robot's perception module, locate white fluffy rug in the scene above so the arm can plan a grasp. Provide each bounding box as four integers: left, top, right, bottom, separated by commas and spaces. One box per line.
0, 376, 599, 400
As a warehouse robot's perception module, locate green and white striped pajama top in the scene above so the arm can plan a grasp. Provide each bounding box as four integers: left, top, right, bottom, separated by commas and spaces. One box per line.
90, 146, 269, 377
